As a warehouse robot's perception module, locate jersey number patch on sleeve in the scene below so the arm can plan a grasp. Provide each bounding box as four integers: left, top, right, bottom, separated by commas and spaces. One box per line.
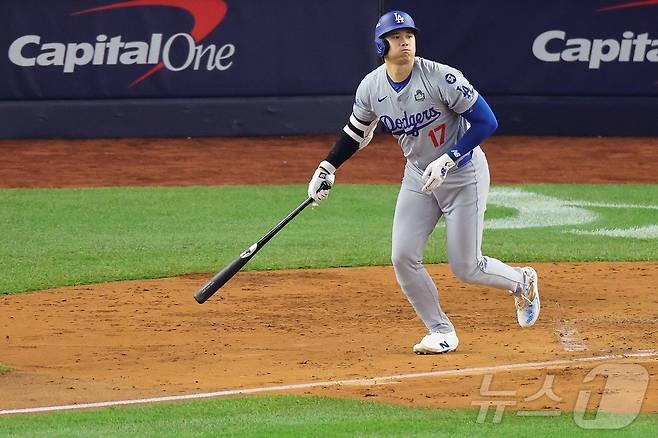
427, 123, 446, 147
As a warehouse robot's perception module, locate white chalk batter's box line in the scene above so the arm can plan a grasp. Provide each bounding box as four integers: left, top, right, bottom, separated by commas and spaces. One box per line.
555, 318, 588, 353
1, 350, 656, 416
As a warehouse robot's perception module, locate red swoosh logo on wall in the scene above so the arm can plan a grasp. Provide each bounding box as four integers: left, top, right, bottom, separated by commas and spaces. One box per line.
597, 0, 658, 11
72, 0, 228, 87
596, 0, 658, 84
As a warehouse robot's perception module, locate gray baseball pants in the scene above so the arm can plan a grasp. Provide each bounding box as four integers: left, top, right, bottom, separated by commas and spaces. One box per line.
391, 148, 525, 334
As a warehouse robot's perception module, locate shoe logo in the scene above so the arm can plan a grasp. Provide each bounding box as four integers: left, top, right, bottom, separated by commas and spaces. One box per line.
377, 96, 388, 102
439, 341, 450, 349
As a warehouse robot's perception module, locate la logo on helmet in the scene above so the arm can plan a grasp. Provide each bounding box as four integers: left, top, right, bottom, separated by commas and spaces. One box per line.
394, 12, 405, 23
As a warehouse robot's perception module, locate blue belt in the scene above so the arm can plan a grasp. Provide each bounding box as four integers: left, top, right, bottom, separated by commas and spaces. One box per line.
456, 150, 473, 168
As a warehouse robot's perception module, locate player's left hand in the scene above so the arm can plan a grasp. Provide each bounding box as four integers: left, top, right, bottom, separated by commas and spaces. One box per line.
421, 154, 456, 192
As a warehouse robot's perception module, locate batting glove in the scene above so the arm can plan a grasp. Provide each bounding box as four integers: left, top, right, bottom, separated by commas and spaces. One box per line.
308, 160, 336, 205
421, 154, 456, 192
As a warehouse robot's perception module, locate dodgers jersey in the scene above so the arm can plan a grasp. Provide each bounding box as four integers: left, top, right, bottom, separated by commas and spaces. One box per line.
353, 57, 479, 171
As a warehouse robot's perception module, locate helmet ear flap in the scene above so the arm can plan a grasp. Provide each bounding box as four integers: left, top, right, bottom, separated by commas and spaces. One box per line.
375, 38, 389, 58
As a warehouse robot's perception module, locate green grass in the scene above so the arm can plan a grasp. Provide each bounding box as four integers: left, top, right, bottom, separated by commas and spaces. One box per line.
1, 184, 656, 294
1, 395, 655, 437
0, 364, 12, 375
2, 184, 656, 434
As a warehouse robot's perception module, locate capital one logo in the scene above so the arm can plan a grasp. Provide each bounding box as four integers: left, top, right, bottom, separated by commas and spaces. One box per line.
394, 12, 405, 23
532, 1, 658, 71
7, 0, 233, 87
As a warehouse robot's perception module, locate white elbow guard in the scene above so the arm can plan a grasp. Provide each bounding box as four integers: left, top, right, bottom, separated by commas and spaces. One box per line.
343, 114, 378, 150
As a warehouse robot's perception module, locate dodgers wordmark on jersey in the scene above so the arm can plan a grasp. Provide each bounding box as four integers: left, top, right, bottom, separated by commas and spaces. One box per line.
353, 57, 479, 172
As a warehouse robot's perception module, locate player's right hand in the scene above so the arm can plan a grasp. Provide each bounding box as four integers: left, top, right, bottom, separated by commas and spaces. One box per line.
308, 160, 336, 206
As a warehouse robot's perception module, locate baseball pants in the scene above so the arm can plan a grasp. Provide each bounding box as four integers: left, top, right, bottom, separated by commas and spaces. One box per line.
391, 148, 525, 334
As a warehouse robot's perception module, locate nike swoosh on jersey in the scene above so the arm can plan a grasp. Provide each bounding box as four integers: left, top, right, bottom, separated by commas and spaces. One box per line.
377, 96, 388, 102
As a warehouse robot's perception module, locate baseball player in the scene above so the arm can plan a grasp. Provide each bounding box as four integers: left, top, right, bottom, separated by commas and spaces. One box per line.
307, 10, 540, 354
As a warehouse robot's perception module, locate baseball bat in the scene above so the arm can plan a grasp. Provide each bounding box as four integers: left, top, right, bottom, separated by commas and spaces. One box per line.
194, 185, 328, 304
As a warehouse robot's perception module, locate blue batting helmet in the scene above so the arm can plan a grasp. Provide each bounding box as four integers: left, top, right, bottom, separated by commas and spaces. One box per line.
374, 10, 419, 57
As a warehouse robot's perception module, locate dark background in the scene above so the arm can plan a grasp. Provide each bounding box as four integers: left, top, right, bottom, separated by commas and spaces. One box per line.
1, 0, 656, 137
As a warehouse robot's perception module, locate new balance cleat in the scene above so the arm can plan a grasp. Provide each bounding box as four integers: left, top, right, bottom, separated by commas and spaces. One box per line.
413, 330, 459, 354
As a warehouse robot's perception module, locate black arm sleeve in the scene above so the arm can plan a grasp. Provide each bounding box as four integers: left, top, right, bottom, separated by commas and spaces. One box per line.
324, 130, 360, 170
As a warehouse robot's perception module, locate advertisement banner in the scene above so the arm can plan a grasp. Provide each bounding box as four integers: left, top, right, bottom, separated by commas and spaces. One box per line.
0, 0, 378, 99
1, 1, 655, 137
384, 0, 658, 96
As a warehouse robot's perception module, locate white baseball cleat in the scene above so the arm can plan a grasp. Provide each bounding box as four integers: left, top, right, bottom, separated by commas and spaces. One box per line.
413, 331, 459, 354
514, 267, 540, 327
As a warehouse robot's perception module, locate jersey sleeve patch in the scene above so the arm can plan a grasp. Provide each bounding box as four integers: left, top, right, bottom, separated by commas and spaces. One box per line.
438, 66, 479, 114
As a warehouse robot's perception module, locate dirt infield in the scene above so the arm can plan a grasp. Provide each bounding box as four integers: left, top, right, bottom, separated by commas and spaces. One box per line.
1, 135, 657, 415
2, 135, 658, 188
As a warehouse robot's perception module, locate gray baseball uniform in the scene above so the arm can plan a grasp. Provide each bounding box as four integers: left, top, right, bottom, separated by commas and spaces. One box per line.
353, 57, 525, 334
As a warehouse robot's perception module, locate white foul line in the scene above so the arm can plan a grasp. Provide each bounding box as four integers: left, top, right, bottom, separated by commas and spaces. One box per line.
1, 350, 656, 416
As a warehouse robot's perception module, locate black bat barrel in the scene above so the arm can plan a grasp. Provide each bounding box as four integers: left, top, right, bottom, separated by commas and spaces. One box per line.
194, 255, 250, 303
